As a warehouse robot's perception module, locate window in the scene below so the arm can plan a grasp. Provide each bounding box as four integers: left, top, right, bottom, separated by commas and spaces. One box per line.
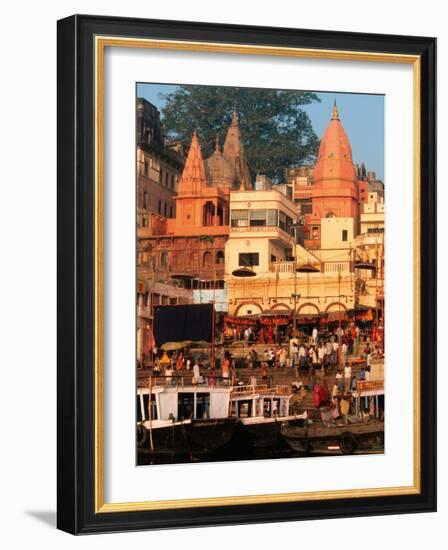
141, 394, 158, 421
170, 205, 174, 218
230, 209, 249, 227
159, 169, 163, 184
279, 212, 292, 233
143, 192, 149, 210
267, 209, 278, 226
143, 160, 149, 176
239, 252, 259, 267
137, 396, 142, 422
158, 199, 161, 214
367, 227, 384, 234
216, 250, 225, 264
249, 209, 266, 227
299, 202, 312, 215
342, 229, 348, 241
311, 226, 319, 239
146, 128, 153, 145
164, 203, 167, 217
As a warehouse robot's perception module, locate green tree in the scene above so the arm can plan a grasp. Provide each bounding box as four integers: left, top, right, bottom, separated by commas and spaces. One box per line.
160, 86, 320, 182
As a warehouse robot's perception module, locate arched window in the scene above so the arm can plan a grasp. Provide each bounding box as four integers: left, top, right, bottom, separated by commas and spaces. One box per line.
217, 205, 223, 226
216, 250, 224, 264
203, 202, 215, 226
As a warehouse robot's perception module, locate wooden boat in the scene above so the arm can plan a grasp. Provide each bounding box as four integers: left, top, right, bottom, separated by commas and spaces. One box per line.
281, 419, 384, 455
229, 383, 307, 451
136, 376, 238, 462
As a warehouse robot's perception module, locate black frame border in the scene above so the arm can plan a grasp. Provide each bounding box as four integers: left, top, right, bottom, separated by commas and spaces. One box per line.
57, 14, 436, 534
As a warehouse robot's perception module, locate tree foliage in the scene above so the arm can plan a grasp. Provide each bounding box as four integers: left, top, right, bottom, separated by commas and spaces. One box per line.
160, 86, 320, 182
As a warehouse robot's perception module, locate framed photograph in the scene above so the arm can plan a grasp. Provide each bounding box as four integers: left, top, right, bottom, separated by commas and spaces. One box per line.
57, 14, 436, 534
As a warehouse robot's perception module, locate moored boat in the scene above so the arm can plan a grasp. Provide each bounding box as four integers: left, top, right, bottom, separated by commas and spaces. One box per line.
281, 419, 384, 455
137, 376, 238, 462
228, 383, 307, 452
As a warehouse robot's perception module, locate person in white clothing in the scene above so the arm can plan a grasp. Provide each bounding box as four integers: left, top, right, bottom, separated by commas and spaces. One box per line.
341, 341, 348, 365
344, 363, 352, 393
192, 361, 200, 384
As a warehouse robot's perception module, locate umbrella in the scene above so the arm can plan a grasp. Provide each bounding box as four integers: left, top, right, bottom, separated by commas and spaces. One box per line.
295, 263, 320, 273
232, 266, 256, 277
160, 340, 192, 351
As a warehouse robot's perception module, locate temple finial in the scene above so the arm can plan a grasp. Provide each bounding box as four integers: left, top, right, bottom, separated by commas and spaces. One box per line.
331, 100, 339, 120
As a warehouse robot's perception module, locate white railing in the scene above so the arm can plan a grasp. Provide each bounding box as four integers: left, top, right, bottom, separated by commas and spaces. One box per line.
269, 261, 295, 273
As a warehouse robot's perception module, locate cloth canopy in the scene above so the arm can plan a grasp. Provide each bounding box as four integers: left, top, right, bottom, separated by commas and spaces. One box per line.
153, 303, 214, 346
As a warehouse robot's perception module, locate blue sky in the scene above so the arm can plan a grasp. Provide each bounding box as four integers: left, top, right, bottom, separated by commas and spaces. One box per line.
137, 83, 384, 181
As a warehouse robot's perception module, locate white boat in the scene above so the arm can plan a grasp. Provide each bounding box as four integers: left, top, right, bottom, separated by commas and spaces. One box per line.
136, 376, 308, 461
137, 377, 238, 459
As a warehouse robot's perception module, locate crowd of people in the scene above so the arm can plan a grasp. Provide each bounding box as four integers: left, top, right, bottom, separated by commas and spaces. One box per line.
138, 323, 383, 395
137, 323, 384, 422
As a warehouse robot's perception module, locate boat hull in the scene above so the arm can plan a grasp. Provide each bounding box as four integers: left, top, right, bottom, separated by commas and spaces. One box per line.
281, 420, 384, 455
137, 418, 238, 463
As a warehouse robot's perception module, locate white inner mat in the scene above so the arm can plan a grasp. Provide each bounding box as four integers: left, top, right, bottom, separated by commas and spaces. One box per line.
103, 45, 414, 504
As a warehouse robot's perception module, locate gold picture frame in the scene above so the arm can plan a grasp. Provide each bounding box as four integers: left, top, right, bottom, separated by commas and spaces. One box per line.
57, 15, 436, 534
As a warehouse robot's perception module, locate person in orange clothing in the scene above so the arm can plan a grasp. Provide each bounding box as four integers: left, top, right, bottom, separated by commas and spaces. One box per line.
176, 351, 184, 370
222, 355, 230, 381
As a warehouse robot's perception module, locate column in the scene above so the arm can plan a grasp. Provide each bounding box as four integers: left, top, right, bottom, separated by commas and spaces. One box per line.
136, 328, 142, 362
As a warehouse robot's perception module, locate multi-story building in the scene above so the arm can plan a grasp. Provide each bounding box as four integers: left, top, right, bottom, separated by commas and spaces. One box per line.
285, 165, 314, 217
225, 186, 297, 316
355, 191, 385, 313
136, 98, 185, 224
136, 106, 253, 359
137, 99, 385, 354
225, 187, 356, 321
225, 103, 384, 325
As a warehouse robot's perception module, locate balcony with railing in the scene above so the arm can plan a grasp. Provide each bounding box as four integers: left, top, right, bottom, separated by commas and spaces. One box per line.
355, 232, 384, 248
268, 261, 322, 275
230, 384, 292, 399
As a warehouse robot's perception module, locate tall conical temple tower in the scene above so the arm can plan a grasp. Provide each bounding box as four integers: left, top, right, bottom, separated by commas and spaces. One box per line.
170, 105, 253, 234
140, 105, 254, 314
223, 105, 252, 190
311, 102, 360, 225
169, 129, 231, 234
176, 129, 208, 196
